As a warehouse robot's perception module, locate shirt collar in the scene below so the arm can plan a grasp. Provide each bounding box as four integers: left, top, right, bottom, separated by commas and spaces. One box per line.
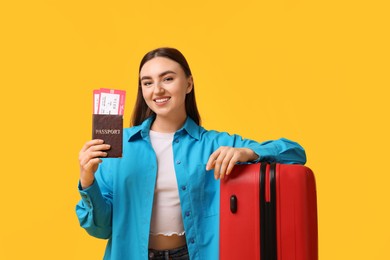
180, 116, 201, 140
127, 116, 201, 142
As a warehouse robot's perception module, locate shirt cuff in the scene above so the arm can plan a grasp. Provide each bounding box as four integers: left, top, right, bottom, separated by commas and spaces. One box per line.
248, 144, 277, 163
78, 180, 105, 210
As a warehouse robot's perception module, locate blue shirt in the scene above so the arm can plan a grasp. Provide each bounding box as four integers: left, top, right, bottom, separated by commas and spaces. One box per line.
76, 116, 306, 259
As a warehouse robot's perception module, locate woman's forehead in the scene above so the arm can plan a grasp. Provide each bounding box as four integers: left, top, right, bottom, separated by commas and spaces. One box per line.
140, 57, 182, 77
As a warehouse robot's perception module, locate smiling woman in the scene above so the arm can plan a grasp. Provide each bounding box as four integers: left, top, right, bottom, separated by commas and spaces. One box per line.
140, 57, 194, 133
75, 47, 306, 259
133, 48, 200, 129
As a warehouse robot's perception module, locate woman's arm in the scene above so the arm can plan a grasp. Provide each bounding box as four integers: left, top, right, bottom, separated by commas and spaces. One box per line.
76, 140, 113, 239
206, 133, 306, 180
251, 138, 306, 164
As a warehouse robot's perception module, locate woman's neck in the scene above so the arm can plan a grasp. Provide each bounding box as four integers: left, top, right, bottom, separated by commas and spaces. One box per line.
151, 114, 187, 133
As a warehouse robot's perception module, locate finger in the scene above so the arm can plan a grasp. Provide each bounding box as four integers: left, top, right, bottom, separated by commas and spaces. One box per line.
80, 139, 104, 153
225, 153, 240, 176
82, 158, 103, 172
206, 148, 221, 171
88, 144, 111, 152
214, 149, 229, 179
219, 149, 235, 180
213, 154, 224, 179
80, 156, 100, 170
79, 144, 110, 161
79, 150, 108, 166
79, 144, 109, 159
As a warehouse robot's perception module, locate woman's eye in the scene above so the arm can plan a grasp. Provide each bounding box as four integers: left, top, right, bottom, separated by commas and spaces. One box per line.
142, 81, 152, 87
164, 77, 173, 82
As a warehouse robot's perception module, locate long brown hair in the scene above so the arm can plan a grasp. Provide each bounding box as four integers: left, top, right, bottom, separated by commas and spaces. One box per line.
131, 47, 201, 126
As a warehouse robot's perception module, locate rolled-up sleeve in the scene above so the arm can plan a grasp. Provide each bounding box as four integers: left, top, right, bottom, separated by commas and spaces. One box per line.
248, 138, 306, 164
212, 131, 306, 165
75, 165, 113, 239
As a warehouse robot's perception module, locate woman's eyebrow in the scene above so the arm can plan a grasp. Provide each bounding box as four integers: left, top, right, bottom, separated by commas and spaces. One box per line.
141, 70, 177, 81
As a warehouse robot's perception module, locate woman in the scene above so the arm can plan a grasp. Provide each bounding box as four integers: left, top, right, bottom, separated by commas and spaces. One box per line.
76, 47, 306, 259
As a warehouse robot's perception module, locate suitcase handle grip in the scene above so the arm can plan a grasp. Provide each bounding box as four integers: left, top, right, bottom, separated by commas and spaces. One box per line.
230, 195, 238, 213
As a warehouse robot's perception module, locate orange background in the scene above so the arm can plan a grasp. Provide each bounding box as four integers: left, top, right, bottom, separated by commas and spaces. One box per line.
0, 0, 389, 259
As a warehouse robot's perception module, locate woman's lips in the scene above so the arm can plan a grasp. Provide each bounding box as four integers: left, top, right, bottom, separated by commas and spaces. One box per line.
153, 97, 171, 105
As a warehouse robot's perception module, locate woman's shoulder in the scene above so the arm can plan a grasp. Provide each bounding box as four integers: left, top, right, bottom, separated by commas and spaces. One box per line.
198, 126, 237, 140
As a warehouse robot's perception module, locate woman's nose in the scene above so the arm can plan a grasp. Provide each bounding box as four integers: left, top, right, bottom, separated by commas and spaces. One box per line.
154, 82, 164, 94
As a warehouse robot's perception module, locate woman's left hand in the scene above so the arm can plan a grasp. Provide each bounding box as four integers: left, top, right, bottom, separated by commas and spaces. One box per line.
206, 147, 259, 180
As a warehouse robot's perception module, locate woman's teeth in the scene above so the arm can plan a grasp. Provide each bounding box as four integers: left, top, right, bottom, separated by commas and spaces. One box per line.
155, 98, 170, 103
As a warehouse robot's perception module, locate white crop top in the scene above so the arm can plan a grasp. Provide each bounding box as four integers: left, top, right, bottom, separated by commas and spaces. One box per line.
149, 130, 185, 236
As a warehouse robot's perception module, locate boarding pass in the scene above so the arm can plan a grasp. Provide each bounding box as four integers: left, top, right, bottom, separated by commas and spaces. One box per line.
93, 88, 126, 115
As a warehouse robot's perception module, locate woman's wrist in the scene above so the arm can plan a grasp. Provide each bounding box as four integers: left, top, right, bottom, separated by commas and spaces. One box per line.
80, 177, 94, 190
242, 148, 259, 162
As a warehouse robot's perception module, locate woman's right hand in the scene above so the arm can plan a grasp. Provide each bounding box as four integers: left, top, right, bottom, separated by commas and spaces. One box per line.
78, 139, 111, 189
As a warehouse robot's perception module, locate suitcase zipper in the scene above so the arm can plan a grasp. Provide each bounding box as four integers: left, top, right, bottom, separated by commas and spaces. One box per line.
260, 163, 277, 260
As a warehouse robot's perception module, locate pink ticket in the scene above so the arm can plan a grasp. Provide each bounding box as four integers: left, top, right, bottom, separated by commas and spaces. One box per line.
93, 88, 126, 115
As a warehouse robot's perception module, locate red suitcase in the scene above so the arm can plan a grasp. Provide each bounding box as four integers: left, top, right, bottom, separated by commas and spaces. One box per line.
220, 163, 318, 260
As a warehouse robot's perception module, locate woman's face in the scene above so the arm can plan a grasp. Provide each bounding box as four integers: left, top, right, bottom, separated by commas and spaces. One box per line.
140, 57, 193, 120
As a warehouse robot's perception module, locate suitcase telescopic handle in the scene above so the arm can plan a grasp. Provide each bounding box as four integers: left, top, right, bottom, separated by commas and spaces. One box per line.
230, 195, 238, 213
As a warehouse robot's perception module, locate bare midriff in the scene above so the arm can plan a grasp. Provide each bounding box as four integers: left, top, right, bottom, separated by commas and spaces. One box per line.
149, 234, 187, 250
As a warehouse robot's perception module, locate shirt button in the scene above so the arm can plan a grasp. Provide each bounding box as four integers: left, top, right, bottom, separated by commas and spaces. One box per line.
189, 238, 195, 244
176, 160, 181, 165
185, 211, 191, 217
181, 185, 187, 191
174, 139, 180, 143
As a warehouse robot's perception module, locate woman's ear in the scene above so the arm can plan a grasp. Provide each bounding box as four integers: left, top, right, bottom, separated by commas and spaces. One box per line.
186, 76, 194, 94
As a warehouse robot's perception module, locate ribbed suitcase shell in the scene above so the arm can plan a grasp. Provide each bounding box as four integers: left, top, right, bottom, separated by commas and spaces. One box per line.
220, 163, 318, 260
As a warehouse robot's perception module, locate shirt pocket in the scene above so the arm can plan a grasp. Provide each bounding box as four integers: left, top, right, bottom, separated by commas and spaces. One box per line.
189, 164, 219, 218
